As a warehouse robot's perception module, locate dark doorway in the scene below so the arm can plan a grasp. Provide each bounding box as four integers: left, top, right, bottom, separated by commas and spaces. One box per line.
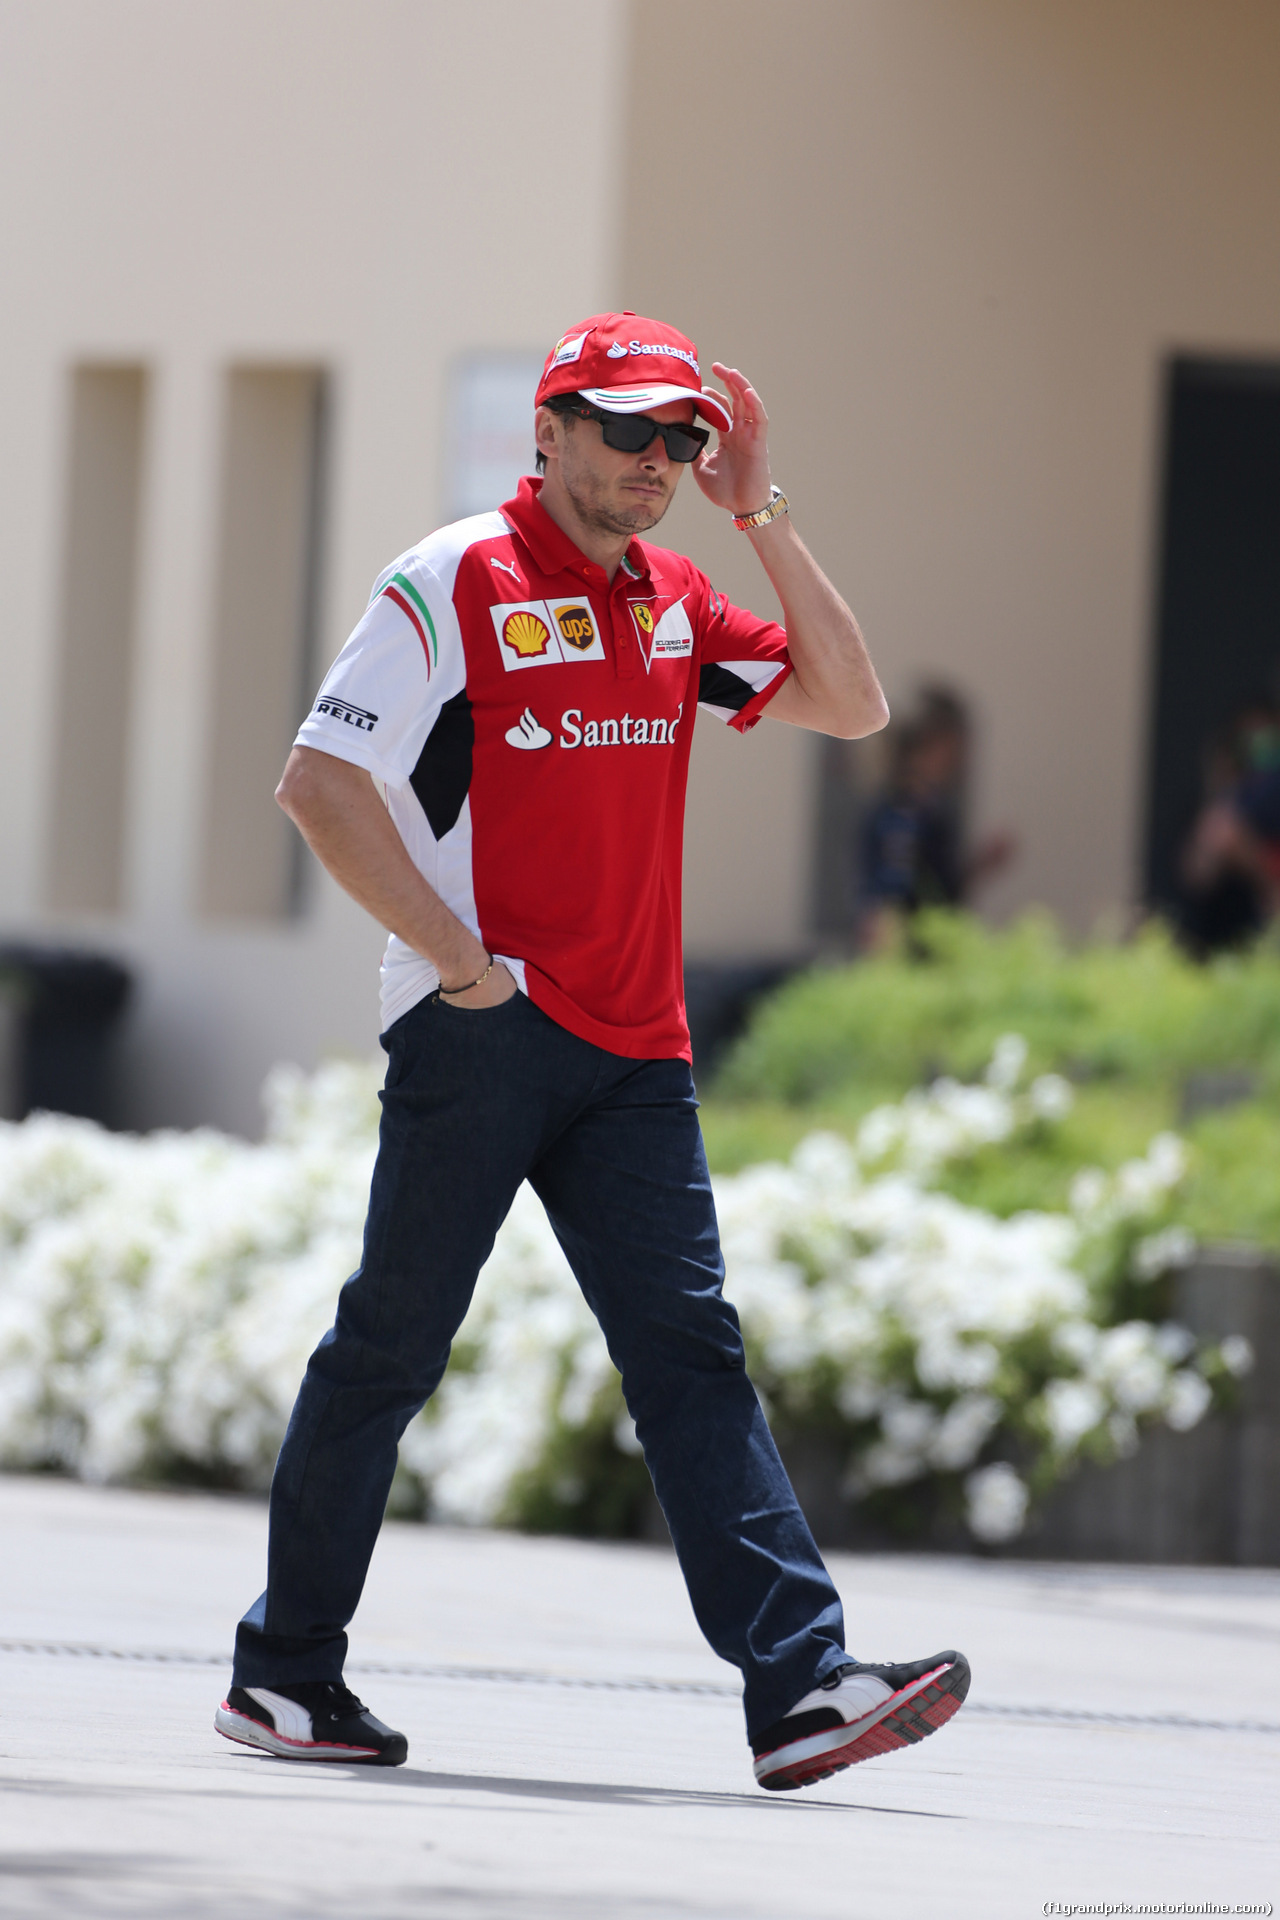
1145, 356, 1280, 917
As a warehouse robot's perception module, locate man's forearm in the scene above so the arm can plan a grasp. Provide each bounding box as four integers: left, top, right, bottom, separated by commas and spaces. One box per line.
749, 517, 888, 739
277, 747, 489, 987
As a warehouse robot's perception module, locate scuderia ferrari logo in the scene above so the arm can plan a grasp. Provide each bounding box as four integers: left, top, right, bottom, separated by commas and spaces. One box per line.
628, 596, 692, 670
490, 599, 606, 670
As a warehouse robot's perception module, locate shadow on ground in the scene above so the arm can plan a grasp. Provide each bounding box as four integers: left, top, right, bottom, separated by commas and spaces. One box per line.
247, 1754, 959, 1818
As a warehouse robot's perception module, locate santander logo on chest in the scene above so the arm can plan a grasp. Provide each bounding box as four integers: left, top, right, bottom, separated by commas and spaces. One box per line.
504, 704, 684, 751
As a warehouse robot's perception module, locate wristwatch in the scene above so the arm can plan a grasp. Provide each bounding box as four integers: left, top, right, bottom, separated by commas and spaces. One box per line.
732, 487, 789, 532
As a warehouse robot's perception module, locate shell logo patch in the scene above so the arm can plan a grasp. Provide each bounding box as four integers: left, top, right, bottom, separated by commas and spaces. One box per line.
556, 605, 596, 652
489, 598, 605, 670
502, 610, 552, 658
490, 600, 565, 671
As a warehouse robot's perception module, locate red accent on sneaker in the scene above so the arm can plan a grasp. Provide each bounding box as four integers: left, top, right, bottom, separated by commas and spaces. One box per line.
216, 1703, 379, 1757
756, 1662, 966, 1790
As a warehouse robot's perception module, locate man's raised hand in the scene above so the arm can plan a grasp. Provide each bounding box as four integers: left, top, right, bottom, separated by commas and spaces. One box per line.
693, 364, 774, 519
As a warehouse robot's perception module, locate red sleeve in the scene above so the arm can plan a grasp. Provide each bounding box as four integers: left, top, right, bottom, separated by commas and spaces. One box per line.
695, 576, 793, 733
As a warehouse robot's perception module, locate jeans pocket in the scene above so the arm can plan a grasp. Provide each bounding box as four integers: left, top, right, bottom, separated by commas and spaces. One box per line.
379, 992, 438, 1088
379, 1036, 404, 1092
436, 988, 524, 1019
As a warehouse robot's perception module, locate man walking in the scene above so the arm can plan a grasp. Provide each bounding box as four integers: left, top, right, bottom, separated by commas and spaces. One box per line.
216, 312, 970, 1791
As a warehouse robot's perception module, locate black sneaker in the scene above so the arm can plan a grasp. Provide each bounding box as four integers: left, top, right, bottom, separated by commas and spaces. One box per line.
751, 1650, 970, 1791
214, 1682, 408, 1766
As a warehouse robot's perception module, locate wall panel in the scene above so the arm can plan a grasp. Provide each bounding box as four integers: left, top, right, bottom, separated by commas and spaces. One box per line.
47, 365, 147, 914
201, 366, 326, 920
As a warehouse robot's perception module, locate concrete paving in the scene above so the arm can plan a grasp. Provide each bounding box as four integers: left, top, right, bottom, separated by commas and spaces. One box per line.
0, 1474, 1276, 1920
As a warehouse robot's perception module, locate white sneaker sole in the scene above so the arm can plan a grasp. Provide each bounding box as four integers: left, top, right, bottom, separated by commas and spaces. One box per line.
214, 1701, 381, 1762
753, 1654, 970, 1791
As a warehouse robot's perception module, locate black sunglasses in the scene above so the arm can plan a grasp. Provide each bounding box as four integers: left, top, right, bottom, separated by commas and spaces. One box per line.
551, 397, 710, 463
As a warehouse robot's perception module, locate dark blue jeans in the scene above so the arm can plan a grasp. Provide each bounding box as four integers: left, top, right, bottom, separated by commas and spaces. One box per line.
234, 990, 847, 1737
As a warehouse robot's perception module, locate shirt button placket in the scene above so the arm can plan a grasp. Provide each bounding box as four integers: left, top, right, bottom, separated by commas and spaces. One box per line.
611, 576, 637, 682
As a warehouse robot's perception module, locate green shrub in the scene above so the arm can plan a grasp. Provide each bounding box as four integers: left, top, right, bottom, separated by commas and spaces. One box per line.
715, 911, 1280, 1105
1179, 1103, 1280, 1249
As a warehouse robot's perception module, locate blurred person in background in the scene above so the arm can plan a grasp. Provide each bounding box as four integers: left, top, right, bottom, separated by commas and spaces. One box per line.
856, 686, 1017, 950
214, 312, 971, 1795
1179, 695, 1280, 954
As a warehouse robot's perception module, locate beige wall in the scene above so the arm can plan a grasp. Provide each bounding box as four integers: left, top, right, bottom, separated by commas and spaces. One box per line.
5, 0, 1280, 1131
623, 0, 1280, 948
46, 365, 148, 915
0, 0, 626, 1133
200, 366, 323, 921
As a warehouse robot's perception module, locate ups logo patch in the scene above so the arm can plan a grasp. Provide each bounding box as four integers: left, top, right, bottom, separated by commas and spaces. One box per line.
556, 604, 596, 652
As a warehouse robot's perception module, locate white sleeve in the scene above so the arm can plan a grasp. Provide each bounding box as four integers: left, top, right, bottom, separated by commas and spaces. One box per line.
294, 559, 460, 789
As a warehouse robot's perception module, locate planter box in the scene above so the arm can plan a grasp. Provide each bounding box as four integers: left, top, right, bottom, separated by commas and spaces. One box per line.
1016, 1248, 1280, 1564
766, 1250, 1280, 1564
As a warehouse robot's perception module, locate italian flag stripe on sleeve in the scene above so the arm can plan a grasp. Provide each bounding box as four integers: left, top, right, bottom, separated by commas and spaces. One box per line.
380, 572, 438, 672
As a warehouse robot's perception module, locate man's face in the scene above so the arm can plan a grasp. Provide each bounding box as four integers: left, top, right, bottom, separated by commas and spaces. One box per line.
537, 397, 697, 540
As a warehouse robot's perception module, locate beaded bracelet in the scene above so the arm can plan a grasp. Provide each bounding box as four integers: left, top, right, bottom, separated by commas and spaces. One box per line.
439, 959, 494, 997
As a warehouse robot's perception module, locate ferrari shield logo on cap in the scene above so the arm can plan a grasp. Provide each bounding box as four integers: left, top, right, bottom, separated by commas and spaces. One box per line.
550, 330, 589, 369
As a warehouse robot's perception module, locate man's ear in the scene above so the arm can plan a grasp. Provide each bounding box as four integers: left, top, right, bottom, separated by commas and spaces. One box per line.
534, 405, 559, 463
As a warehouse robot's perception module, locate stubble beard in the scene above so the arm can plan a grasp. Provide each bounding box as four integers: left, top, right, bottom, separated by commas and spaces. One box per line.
562, 466, 672, 540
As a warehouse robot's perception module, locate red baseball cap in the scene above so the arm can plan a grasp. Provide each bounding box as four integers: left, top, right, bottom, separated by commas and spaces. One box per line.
535, 311, 733, 432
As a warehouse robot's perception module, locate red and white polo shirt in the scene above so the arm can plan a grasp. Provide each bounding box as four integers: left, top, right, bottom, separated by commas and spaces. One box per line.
295, 476, 792, 1058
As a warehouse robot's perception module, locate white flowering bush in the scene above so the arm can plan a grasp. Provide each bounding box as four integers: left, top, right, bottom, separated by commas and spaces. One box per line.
705, 1042, 1249, 1544
0, 1041, 1252, 1545
0, 1061, 380, 1489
